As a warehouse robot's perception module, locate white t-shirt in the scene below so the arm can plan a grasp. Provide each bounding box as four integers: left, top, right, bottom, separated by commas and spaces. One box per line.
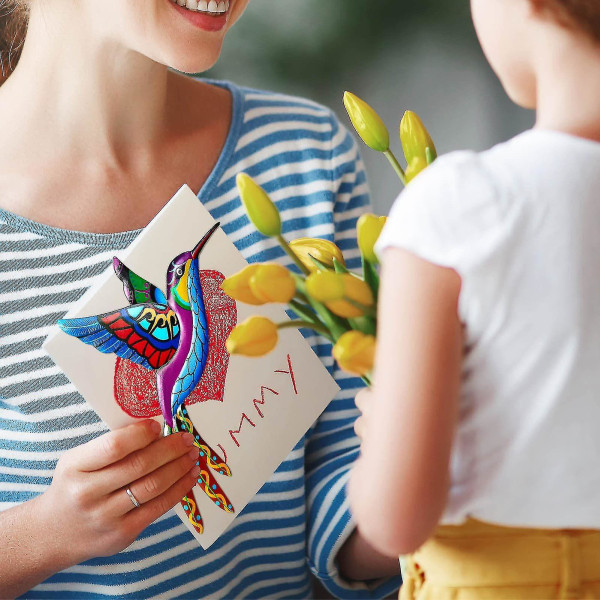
376, 129, 600, 529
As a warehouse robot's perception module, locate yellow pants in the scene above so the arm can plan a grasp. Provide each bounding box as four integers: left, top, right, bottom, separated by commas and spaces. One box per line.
399, 519, 600, 600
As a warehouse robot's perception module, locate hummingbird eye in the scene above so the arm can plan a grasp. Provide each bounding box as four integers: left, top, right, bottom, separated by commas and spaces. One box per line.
176, 266, 184, 278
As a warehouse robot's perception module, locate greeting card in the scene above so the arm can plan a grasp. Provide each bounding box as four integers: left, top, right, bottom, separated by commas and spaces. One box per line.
43, 185, 340, 549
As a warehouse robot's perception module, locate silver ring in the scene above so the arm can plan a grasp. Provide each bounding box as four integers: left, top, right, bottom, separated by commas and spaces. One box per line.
126, 487, 141, 508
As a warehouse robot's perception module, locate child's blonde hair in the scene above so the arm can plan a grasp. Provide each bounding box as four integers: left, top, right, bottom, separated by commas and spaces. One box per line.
0, 0, 28, 84
532, 0, 600, 44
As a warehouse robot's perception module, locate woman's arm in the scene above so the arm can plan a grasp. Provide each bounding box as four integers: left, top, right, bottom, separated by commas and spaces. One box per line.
0, 420, 200, 598
348, 247, 463, 558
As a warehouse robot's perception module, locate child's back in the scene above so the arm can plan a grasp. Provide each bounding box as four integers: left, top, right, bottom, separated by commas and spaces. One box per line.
381, 129, 600, 528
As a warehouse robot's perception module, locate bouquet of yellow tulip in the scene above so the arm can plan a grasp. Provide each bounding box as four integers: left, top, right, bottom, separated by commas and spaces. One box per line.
222, 93, 437, 385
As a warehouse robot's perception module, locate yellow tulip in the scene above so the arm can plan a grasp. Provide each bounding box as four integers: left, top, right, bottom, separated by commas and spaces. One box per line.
332, 331, 376, 376
357, 214, 387, 264
306, 271, 374, 318
343, 92, 390, 153
305, 270, 346, 303
289, 238, 346, 272
249, 264, 296, 304
236, 173, 282, 237
221, 265, 264, 305
400, 110, 437, 166
226, 316, 279, 357
405, 156, 428, 183
327, 274, 374, 318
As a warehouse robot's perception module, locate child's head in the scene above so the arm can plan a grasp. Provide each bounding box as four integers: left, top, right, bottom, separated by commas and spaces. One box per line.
0, 0, 251, 84
471, 0, 600, 109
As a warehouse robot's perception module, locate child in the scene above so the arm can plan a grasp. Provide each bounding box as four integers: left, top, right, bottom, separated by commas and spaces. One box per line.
0, 0, 402, 597
349, 0, 600, 598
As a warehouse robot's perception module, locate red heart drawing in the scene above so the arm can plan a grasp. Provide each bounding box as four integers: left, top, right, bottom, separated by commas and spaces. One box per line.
113, 270, 237, 418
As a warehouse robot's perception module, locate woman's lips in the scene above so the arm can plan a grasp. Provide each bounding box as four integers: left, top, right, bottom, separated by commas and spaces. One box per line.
168, 0, 230, 32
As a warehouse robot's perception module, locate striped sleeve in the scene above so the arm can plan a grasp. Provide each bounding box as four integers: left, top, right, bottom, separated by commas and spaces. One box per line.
304, 116, 402, 598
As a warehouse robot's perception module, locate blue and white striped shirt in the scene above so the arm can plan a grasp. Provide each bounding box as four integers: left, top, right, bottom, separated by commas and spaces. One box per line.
0, 80, 401, 599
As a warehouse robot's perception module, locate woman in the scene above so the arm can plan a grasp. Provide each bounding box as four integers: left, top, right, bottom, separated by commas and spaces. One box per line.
0, 0, 401, 597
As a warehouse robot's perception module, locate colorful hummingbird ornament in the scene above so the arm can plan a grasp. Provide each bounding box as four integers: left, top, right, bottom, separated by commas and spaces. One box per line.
58, 223, 234, 534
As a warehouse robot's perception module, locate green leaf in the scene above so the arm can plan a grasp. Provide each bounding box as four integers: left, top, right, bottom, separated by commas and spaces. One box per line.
348, 316, 377, 336
426, 146, 436, 165
289, 300, 320, 325
333, 258, 349, 274
362, 257, 380, 300
308, 254, 330, 271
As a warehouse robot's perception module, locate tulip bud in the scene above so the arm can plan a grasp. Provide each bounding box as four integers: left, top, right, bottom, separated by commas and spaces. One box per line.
332, 331, 376, 376
221, 265, 264, 305
327, 274, 374, 318
306, 270, 345, 303
306, 271, 374, 318
405, 156, 428, 183
249, 264, 296, 304
357, 214, 387, 264
400, 110, 437, 166
343, 92, 390, 153
289, 238, 346, 272
236, 173, 282, 237
226, 316, 279, 357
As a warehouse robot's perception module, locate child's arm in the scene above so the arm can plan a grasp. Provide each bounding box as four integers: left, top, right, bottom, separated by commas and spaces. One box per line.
348, 247, 463, 557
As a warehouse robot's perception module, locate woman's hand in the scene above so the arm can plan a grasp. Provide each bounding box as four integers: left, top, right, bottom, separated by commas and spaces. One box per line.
41, 419, 200, 564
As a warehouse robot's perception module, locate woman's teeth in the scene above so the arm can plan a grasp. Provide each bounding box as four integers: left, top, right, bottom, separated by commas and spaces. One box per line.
173, 0, 230, 15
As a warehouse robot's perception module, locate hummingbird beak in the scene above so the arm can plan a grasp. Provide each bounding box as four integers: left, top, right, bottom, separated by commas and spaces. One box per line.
191, 222, 221, 259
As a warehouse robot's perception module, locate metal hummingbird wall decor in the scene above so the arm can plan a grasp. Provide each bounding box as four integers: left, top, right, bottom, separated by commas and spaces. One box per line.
58, 223, 235, 534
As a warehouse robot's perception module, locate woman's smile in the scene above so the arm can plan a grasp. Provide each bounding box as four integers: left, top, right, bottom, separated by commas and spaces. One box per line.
168, 0, 232, 32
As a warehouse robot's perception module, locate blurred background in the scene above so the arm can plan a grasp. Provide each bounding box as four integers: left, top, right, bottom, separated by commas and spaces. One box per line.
207, 0, 534, 215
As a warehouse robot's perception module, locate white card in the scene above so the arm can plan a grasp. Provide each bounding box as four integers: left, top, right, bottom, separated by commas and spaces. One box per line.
43, 185, 340, 549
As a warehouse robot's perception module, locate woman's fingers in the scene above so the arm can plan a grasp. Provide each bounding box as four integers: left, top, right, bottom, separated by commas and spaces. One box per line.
110, 450, 200, 515
94, 431, 196, 494
124, 466, 202, 533
71, 420, 162, 472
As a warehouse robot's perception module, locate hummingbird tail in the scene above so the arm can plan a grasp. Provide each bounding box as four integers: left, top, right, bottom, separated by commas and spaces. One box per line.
181, 490, 204, 534
175, 406, 235, 515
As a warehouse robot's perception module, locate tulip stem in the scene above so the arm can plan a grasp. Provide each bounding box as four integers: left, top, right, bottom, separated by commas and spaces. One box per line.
277, 320, 333, 340
361, 374, 372, 387
384, 150, 407, 185
277, 235, 311, 276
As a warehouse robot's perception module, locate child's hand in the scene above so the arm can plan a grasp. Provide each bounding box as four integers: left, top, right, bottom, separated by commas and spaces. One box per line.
39, 419, 201, 566
353, 388, 373, 441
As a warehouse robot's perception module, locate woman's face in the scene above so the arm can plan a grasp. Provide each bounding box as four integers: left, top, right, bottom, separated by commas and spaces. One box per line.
85, 0, 251, 74
470, 0, 537, 109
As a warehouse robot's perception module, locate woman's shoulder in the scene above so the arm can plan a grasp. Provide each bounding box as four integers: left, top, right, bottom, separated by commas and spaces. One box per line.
207, 79, 348, 145
228, 81, 337, 118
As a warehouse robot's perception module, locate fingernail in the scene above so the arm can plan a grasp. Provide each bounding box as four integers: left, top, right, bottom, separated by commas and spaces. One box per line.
150, 420, 162, 435
190, 466, 201, 477
188, 448, 198, 460
182, 433, 195, 446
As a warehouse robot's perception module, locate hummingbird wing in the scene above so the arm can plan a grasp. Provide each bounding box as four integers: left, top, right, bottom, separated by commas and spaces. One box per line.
113, 258, 167, 305
171, 261, 210, 413
58, 303, 180, 370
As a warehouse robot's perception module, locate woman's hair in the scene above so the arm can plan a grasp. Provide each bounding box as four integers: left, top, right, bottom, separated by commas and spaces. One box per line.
0, 0, 29, 84
532, 0, 600, 44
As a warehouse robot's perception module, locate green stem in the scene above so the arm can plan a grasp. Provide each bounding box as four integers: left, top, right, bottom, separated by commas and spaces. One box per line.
277, 319, 333, 340
277, 234, 311, 276
361, 374, 372, 387
384, 149, 407, 185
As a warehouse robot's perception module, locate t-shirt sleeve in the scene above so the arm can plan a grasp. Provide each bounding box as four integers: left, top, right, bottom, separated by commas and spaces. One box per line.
375, 151, 511, 324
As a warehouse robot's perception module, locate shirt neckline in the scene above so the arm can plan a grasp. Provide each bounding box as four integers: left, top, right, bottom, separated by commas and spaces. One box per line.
0, 78, 244, 248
